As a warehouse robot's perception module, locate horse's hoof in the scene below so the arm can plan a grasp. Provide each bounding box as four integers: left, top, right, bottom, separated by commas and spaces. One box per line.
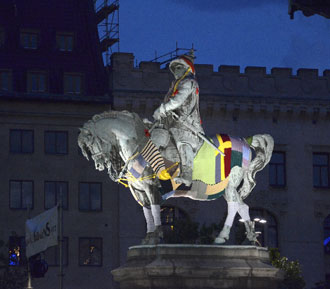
213, 237, 226, 244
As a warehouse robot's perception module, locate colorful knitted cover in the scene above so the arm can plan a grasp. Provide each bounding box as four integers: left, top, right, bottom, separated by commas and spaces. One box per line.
191, 134, 251, 200
127, 134, 252, 204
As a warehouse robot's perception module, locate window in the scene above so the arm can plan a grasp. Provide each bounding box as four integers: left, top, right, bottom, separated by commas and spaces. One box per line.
20, 30, 39, 49
79, 238, 102, 266
0, 27, 4, 47
0, 70, 11, 91
10, 129, 34, 153
27, 71, 47, 92
313, 153, 329, 188
9, 236, 26, 266
44, 131, 68, 154
64, 73, 82, 94
56, 32, 73, 51
45, 181, 68, 209
9, 180, 33, 209
79, 183, 102, 211
269, 151, 286, 187
44, 237, 68, 266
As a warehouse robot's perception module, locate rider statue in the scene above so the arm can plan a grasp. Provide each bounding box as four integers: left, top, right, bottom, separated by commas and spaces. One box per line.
153, 50, 204, 187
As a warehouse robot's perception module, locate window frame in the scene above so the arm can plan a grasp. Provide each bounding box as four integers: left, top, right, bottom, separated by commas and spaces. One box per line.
44, 130, 68, 155
44, 237, 69, 266
20, 29, 39, 50
63, 73, 83, 95
269, 151, 286, 188
44, 181, 69, 210
27, 70, 48, 93
0, 69, 12, 91
78, 237, 102, 267
313, 152, 330, 189
78, 182, 102, 212
9, 129, 34, 154
56, 31, 74, 52
9, 180, 34, 210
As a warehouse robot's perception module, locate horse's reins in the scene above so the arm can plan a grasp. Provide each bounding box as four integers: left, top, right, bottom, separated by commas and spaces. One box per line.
115, 121, 159, 183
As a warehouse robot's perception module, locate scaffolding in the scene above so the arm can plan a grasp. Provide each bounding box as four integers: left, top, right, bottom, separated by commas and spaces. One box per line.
94, 0, 119, 66
150, 42, 196, 67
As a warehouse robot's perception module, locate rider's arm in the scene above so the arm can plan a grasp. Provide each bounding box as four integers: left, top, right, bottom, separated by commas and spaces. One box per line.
163, 79, 194, 112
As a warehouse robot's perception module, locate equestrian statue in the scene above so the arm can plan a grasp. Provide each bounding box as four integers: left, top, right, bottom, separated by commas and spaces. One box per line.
78, 50, 274, 245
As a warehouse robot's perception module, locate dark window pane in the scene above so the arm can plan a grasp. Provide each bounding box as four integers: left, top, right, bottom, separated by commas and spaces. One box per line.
271, 152, 284, 164
22, 130, 33, 153
45, 131, 67, 154
10, 130, 21, 153
10, 181, 21, 209
79, 183, 89, 210
22, 181, 33, 209
313, 154, 328, 166
277, 166, 285, 186
321, 167, 329, 187
313, 167, 320, 187
56, 132, 67, 154
269, 152, 285, 187
90, 184, 101, 210
67, 36, 73, 51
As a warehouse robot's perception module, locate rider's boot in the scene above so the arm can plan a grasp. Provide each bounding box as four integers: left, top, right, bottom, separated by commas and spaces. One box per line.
174, 144, 193, 187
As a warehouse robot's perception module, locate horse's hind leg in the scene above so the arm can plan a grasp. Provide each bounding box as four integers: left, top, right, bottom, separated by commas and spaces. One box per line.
214, 166, 243, 244
237, 202, 259, 245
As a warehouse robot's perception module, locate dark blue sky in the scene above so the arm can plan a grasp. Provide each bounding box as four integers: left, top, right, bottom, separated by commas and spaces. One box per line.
105, 0, 330, 74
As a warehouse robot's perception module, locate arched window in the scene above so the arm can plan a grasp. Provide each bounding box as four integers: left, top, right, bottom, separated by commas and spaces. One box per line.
235, 208, 278, 247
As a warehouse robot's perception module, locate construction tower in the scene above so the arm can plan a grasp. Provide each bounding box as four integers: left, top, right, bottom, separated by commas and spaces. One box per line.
95, 0, 119, 65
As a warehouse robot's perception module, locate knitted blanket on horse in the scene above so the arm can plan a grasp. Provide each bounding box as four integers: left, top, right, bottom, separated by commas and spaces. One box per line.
127, 134, 251, 201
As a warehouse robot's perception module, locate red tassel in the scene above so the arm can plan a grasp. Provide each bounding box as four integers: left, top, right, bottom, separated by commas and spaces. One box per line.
144, 129, 151, 137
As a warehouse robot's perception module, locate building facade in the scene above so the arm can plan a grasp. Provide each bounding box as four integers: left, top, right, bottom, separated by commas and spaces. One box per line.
0, 0, 330, 288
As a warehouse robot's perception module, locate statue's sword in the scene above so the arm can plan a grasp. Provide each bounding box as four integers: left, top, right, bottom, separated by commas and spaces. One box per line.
170, 111, 225, 157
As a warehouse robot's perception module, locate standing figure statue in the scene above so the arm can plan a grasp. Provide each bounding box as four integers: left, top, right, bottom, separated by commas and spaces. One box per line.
153, 50, 203, 187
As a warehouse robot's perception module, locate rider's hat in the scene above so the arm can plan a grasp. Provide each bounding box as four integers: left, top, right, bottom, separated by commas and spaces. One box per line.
169, 49, 196, 75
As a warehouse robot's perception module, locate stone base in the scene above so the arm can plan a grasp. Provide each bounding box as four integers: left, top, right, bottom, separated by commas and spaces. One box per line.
111, 244, 284, 289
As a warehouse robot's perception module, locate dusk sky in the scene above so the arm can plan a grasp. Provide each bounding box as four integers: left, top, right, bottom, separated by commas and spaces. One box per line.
107, 0, 330, 75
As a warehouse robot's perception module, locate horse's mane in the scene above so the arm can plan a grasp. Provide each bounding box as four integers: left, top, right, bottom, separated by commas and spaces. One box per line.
91, 110, 137, 123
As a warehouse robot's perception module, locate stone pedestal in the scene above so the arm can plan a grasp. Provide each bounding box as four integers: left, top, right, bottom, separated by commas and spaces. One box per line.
111, 244, 284, 289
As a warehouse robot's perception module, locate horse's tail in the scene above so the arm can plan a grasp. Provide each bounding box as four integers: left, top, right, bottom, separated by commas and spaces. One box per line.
239, 134, 274, 200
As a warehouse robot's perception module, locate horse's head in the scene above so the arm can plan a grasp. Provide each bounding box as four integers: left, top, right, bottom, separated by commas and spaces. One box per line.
78, 127, 111, 172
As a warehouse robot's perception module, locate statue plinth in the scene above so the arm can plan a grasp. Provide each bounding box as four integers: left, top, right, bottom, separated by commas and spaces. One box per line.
111, 244, 284, 289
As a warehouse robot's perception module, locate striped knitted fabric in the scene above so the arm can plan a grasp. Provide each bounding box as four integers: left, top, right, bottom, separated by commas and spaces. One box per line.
140, 140, 166, 175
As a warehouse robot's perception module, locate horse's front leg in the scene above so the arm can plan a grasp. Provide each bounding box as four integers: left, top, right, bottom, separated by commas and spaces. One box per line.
143, 184, 163, 245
